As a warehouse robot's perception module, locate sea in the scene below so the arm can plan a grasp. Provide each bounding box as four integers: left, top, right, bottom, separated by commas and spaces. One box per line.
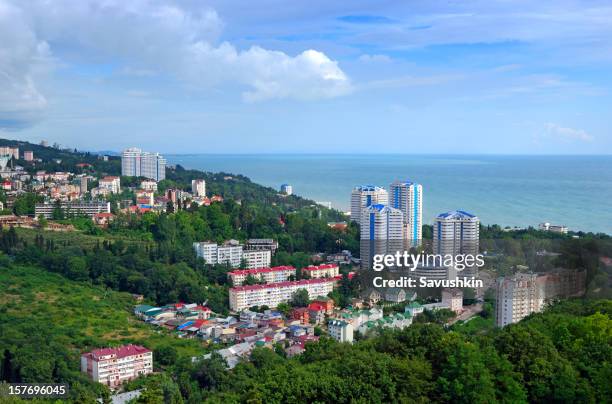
167, 154, 612, 235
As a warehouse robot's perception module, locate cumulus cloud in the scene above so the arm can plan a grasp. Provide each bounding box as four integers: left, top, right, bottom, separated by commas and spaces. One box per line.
543, 123, 594, 142
0, 0, 351, 128
0, 1, 49, 129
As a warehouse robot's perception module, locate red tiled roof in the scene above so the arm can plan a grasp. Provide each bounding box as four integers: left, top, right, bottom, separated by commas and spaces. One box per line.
230, 277, 335, 293
302, 264, 338, 271
308, 302, 326, 312
85, 344, 151, 360
94, 213, 114, 218
228, 265, 296, 276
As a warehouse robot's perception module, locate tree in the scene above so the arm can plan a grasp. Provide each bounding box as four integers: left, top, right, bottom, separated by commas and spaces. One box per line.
154, 345, 178, 367
37, 214, 48, 229
290, 288, 310, 307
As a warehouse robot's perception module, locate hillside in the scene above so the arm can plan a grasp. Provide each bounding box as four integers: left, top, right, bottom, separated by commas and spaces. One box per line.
0, 137, 346, 220
0, 264, 205, 402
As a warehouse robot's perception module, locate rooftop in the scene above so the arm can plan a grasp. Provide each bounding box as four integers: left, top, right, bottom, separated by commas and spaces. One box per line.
228, 266, 295, 276
230, 277, 335, 292
437, 210, 477, 220
85, 344, 151, 360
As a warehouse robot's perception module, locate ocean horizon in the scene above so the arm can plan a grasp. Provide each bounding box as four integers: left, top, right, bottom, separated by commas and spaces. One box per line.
168, 154, 612, 235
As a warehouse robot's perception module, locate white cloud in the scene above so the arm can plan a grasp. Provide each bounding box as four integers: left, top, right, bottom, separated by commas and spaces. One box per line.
358, 54, 392, 63
0, 0, 351, 127
543, 123, 594, 142
0, 1, 50, 129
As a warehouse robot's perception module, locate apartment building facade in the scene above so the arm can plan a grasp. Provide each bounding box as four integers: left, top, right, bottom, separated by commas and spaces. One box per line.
389, 180, 423, 244
350, 185, 388, 225
229, 278, 335, 311
302, 264, 340, 279
80, 345, 153, 388
228, 266, 296, 286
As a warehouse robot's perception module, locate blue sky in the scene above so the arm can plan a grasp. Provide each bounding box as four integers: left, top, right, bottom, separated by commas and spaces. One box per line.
0, 0, 611, 154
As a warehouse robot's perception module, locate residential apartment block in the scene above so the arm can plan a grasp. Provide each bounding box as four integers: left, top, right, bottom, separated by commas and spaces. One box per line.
194, 240, 272, 269
496, 270, 586, 327
229, 278, 335, 311
121, 147, 166, 181
360, 204, 404, 240
228, 266, 296, 286
99, 176, 121, 194
302, 264, 340, 279
191, 179, 206, 197
327, 319, 353, 343
241, 250, 272, 269
35, 201, 111, 218
389, 180, 423, 244
350, 185, 388, 225
80, 345, 152, 388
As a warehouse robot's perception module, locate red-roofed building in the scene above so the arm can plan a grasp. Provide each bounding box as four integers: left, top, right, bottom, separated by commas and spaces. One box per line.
311, 297, 334, 314
308, 302, 328, 324
291, 307, 310, 324
93, 212, 115, 227
80, 344, 152, 388
302, 264, 339, 279
229, 278, 335, 312
228, 266, 296, 286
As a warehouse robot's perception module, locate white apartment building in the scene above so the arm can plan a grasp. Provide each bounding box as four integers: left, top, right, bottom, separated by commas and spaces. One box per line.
228, 265, 296, 286
140, 180, 158, 191
194, 241, 271, 269
328, 319, 353, 343
496, 273, 543, 327
229, 278, 335, 311
192, 179, 206, 197
538, 222, 568, 234
80, 345, 152, 388
245, 239, 278, 255
217, 242, 244, 267
280, 184, 292, 195
302, 264, 340, 279
99, 176, 121, 194
433, 210, 480, 256
242, 249, 272, 269
35, 201, 111, 219
350, 185, 388, 225
0, 146, 19, 159
121, 147, 166, 181
360, 204, 404, 240
193, 241, 243, 268
24, 151, 34, 161
389, 181, 423, 243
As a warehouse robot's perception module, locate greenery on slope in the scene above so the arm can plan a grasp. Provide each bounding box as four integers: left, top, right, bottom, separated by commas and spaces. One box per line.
0, 264, 204, 402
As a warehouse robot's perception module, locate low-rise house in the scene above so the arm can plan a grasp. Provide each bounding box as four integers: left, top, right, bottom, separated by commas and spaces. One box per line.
358, 312, 413, 336
328, 319, 353, 343
405, 302, 424, 317
308, 302, 327, 324
291, 307, 310, 325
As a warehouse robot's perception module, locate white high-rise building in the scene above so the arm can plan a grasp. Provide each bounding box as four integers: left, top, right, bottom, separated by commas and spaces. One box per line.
496, 273, 543, 327
192, 179, 206, 197
360, 204, 404, 240
433, 210, 480, 256
350, 185, 388, 225
389, 181, 422, 243
121, 148, 166, 181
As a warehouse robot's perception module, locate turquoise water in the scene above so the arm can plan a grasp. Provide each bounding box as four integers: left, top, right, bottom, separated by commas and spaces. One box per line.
168, 154, 612, 234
